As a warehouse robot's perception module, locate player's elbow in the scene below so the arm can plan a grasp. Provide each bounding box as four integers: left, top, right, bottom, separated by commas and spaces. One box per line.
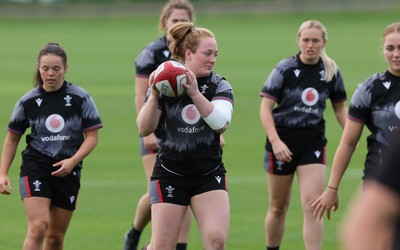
138, 128, 151, 137
137, 122, 155, 137
203, 100, 233, 132
215, 122, 229, 134
137, 118, 155, 137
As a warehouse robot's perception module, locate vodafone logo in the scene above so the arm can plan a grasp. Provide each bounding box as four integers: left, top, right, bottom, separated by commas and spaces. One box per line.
181, 104, 200, 125
301, 87, 319, 106
394, 101, 400, 120
45, 114, 65, 133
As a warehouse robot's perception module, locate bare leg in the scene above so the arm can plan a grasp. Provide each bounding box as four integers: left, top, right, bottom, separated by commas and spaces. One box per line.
124, 154, 155, 250
297, 164, 326, 250
147, 203, 188, 250
265, 173, 294, 248
22, 197, 51, 250
177, 207, 192, 245
191, 190, 230, 250
44, 205, 74, 250
132, 154, 155, 230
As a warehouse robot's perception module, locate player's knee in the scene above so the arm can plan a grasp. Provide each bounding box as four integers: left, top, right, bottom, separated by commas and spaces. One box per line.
204, 230, 227, 250
45, 232, 65, 248
151, 238, 177, 250
269, 202, 289, 217
28, 221, 48, 241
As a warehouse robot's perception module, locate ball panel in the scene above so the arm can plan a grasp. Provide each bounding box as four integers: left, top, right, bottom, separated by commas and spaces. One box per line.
153, 60, 187, 97
156, 80, 177, 97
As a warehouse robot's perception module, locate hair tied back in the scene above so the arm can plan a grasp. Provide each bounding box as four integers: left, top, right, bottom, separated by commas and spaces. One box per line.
184, 22, 195, 37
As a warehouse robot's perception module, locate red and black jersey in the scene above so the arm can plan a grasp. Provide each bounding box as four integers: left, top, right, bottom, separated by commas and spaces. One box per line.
135, 36, 170, 78
260, 53, 347, 148
349, 71, 400, 178
155, 72, 234, 177
8, 81, 103, 164
135, 36, 170, 138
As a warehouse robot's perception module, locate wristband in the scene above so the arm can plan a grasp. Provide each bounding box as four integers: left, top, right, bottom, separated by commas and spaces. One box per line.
328, 186, 338, 191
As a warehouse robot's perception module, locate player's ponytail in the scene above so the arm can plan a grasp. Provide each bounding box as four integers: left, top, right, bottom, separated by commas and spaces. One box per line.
168, 22, 215, 64
320, 49, 338, 82
168, 22, 194, 63
298, 20, 338, 82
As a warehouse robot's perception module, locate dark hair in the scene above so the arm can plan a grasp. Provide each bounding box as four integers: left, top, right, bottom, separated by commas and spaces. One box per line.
168, 22, 214, 63
34, 42, 67, 87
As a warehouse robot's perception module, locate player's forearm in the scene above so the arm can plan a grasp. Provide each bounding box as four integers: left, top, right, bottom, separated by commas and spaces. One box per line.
137, 95, 160, 136
69, 130, 99, 166
328, 143, 355, 188
0, 133, 20, 175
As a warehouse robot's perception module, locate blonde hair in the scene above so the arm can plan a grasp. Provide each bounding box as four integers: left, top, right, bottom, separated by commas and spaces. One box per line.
298, 20, 338, 82
383, 22, 400, 42
159, 0, 195, 34
168, 22, 215, 63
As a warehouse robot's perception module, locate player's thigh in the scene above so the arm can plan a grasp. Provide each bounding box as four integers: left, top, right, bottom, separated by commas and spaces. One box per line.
47, 206, 74, 236
297, 163, 326, 206
23, 197, 52, 226
266, 173, 295, 206
191, 190, 230, 240
151, 203, 188, 246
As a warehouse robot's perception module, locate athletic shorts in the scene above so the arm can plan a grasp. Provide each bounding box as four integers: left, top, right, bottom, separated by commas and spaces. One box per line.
139, 136, 160, 156
19, 162, 81, 211
264, 145, 326, 175
149, 167, 228, 206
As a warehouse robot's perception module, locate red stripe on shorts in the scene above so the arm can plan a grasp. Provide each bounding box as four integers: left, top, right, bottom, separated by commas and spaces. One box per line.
25, 176, 31, 197
269, 152, 274, 174
156, 180, 163, 203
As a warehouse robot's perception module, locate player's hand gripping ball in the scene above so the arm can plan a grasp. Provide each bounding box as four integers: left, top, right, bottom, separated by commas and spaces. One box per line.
153, 60, 187, 97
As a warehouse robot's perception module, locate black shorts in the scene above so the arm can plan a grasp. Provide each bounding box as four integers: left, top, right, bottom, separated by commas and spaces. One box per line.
149, 166, 227, 206
264, 145, 326, 175
19, 160, 81, 211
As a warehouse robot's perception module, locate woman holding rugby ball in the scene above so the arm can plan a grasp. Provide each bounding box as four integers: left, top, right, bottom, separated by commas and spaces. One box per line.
124, 1, 195, 249
137, 22, 234, 250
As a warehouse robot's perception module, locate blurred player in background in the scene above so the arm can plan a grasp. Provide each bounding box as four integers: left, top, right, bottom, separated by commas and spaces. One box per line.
259, 20, 347, 250
312, 21, 400, 250
341, 138, 400, 250
124, 1, 195, 250
0, 42, 103, 250
137, 22, 234, 250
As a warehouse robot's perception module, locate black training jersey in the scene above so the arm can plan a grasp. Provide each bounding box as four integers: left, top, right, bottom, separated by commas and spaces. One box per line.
156, 71, 234, 177
135, 36, 170, 78
8, 81, 103, 162
348, 71, 400, 178
135, 36, 170, 137
260, 53, 347, 147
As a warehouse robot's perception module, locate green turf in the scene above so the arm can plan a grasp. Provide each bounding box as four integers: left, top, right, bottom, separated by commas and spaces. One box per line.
0, 8, 398, 249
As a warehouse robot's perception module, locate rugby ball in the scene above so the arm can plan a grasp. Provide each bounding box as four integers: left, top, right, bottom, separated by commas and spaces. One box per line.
153, 60, 187, 97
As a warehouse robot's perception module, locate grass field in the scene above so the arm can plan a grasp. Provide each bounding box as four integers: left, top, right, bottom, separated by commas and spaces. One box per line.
0, 6, 399, 249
